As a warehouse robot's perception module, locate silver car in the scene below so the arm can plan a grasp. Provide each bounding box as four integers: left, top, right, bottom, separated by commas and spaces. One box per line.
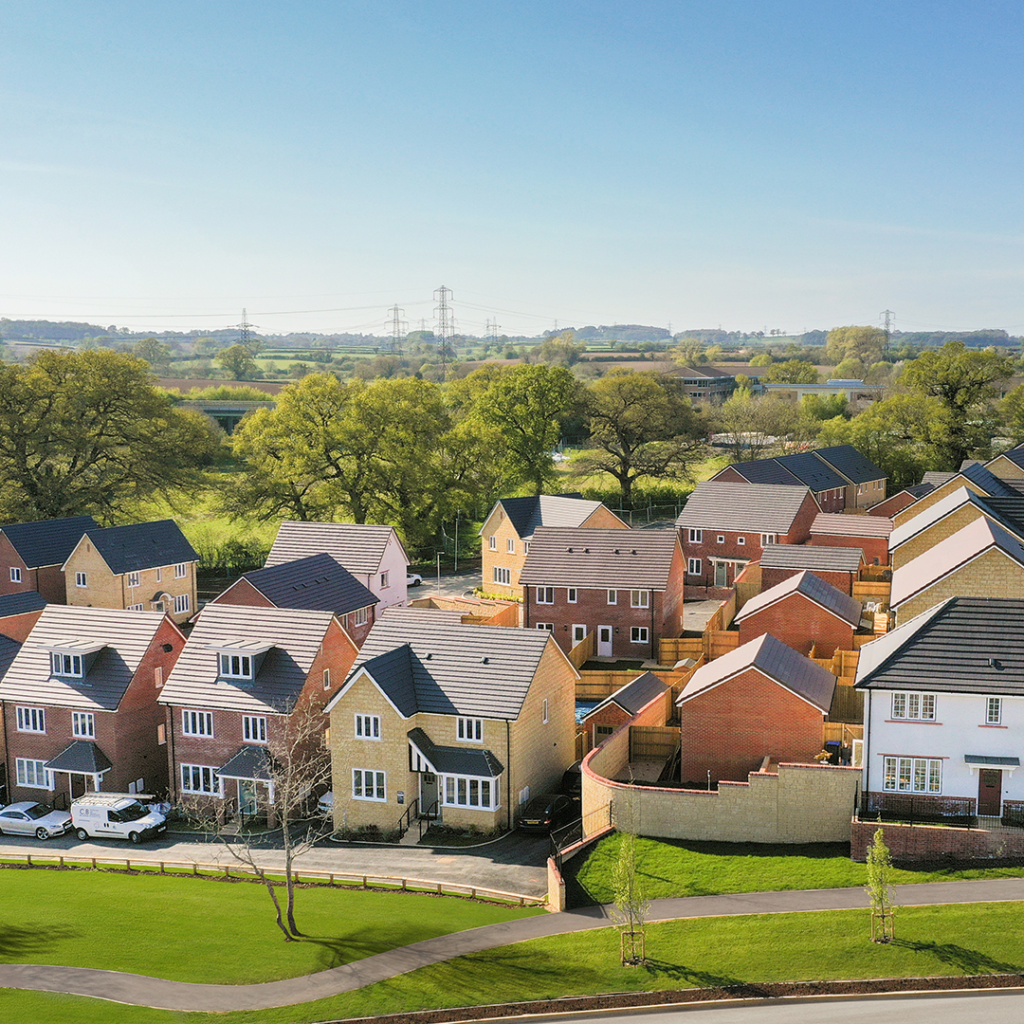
0, 801, 73, 840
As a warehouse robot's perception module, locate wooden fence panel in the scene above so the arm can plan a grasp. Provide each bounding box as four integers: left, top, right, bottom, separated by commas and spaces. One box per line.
659, 637, 703, 664
568, 631, 596, 669
828, 684, 864, 723
705, 630, 740, 659
630, 725, 679, 762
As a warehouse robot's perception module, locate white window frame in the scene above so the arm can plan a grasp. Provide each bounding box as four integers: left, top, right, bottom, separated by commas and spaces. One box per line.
353, 605, 369, 626
51, 652, 83, 677
181, 709, 214, 737
536, 586, 554, 604
543, 698, 549, 724
488, 535, 497, 550
10, 566, 21, 583
631, 626, 650, 644
630, 590, 650, 609
174, 593, 191, 615
572, 624, 587, 643
507, 537, 515, 553
567, 587, 578, 603
380, 571, 390, 589
882, 755, 942, 794
75, 571, 88, 588
688, 528, 702, 543
219, 653, 253, 680
180, 763, 221, 796
717, 535, 725, 544
355, 714, 381, 740
16, 706, 46, 733
126, 571, 141, 588
128, 603, 144, 611
687, 557, 702, 575
761, 533, 777, 546
986, 697, 1002, 725
353, 768, 386, 801
891, 692, 936, 721
323, 668, 331, 691
456, 717, 483, 742
155, 567, 162, 583
536, 622, 554, 631
737, 536, 746, 546
72, 711, 95, 739
16, 758, 53, 789
174, 563, 187, 579
242, 715, 268, 744
607, 589, 617, 605
493, 566, 511, 586
442, 774, 498, 810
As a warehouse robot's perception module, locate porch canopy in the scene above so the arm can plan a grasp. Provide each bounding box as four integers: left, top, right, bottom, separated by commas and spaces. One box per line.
45, 740, 113, 791
964, 754, 1020, 773
407, 727, 503, 778
218, 746, 275, 802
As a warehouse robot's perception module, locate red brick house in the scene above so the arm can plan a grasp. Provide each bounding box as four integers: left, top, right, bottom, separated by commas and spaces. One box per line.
676, 482, 820, 596
519, 527, 684, 661
677, 633, 836, 786
0, 605, 185, 804
210, 553, 379, 648
733, 570, 863, 657
0, 591, 47, 643
868, 483, 935, 520
158, 603, 360, 819
808, 513, 893, 567
759, 544, 864, 595
0, 516, 97, 604
581, 671, 669, 748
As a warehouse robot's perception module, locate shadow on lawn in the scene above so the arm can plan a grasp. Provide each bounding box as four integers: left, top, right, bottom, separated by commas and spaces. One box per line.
892, 939, 1024, 975
0, 922, 80, 958
641, 958, 753, 991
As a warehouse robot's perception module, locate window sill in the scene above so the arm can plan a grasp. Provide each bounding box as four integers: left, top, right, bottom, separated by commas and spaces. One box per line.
884, 719, 942, 725
978, 724, 1007, 729
352, 795, 387, 803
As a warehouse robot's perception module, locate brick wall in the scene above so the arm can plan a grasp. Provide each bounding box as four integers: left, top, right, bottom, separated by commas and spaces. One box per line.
850, 817, 1024, 862
869, 492, 917, 519
0, 608, 45, 643
893, 478, 986, 527
679, 666, 827, 785
480, 506, 528, 598
988, 455, 1024, 481
896, 549, 1024, 623
809, 532, 888, 567
761, 565, 855, 595
737, 593, 855, 656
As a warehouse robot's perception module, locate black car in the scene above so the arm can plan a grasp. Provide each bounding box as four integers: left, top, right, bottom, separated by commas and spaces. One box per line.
561, 760, 582, 801
517, 793, 576, 833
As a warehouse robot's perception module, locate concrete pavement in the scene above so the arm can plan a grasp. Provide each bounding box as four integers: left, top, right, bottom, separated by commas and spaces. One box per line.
4, 876, 1024, 1011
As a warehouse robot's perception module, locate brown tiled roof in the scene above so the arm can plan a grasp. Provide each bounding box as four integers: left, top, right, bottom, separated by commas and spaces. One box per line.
734, 570, 862, 627
266, 522, 405, 575
810, 513, 893, 539
676, 482, 814, 534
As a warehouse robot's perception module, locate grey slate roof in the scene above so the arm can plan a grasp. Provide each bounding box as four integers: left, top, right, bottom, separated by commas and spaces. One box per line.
408, 727, 504, 777
0, 591, 47, 619
75, 520, 198, 574
960, 462, 1020, 497
45, 740, 113, 775
729, 460, 805, 487
331, 616, 562, 721
487, 494, 611, 540
856, 597, 1024, 694
218, 745, 274, 781
677, 633, 836, 713
235, 553, 377, 615
759, 545, 864, 572
158, 603, 336, 715
0, 634, 20, 682
921, 471, 957, 488
0, 516, 97, 568
676, 482, 815, 535
584, 671, 669, 719
0, 605, 169, 711
888, 487, 1024, 551
774, 451, 849, 493
890, 517, 1024, 608
810, 513, 893, 539
905, 482, 937, 499
733, 570, 863, 627
518, 527, 679, 590
266, 522, 404, 575
813, 445, 886, 485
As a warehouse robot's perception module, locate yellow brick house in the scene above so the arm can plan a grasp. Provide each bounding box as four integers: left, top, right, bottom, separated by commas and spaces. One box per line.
325, 614, 579, 832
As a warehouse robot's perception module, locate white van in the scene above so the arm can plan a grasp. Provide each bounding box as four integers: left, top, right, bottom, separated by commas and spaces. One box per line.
72, 794, 168, 844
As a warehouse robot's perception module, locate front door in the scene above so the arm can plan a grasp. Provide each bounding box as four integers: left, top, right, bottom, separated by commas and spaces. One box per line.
978, 769, 1002, 816
714, 561, 728, 587
597, 626, 613, 657
420, 773, 439, 816
238, 780, 258, 817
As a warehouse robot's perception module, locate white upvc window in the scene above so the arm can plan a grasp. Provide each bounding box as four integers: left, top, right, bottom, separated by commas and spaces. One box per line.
51, 652, 83, 677
181, 763, 221, 796
524, 540, 531, 554
688, 528, 702, 543
16, 706, 46, 733
489, 535, 497, 550
630, 590, 650, 608
761, 533, 777, 546
443, 774, 498, 810
717, 535, 725, 544
242, 715, 268, 744
323, 668, 331, 691
182, 710, 214, 737
353, 768, 386, 801
354, 605, 369, 626
16, 758, 53, 789
72, 711, 95, 739
127, 571, 141, 588
543, 698, 549, 724
128, 603, 144, 611
175, 563, 188, 579
507, 537, 515, 553
10, 566, 21, 583
737, 536, 746, 546
607, 589, 617, 605
891, 692, 936, 721
536, 622, 554, 631
631, 626, 650, 644
567, 587, 578, 603
882, 756, 942, 794
536, 586, 554, 604
457, 717, 483, 742
380, 571, 390, 588
355, 714, 381, 739
219, 653, 253, 679
493, 566, 511, 586
174, 593, 191, 614
572, 624, 587, 643
75, 571, 88, 588
986, 697, 1002, 725
155, 567, 162, 583
687, 557, 702, 575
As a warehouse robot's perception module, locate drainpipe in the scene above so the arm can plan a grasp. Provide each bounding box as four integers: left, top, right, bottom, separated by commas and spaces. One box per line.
1, 702, 9, 803
650, 591, 656, 660
505, 718, 512, 830
524, 588, 530, 628
168, 706, 178, 802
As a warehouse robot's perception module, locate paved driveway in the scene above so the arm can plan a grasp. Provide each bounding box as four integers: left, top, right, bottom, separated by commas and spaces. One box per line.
410, 565, 483, 599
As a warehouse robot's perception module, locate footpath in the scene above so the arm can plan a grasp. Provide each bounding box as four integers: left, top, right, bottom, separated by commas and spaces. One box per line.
3, 877, 1024, 1012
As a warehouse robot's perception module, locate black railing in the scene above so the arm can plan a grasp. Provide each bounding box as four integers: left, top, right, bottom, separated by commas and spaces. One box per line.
549, 816, 583, 869
859, 792, 975, 829
418, 800, 439, 840
395, 797, 420, 838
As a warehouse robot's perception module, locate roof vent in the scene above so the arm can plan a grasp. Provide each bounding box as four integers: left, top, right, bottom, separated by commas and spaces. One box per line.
425, 652, 433, 660
614, 548, 620, 554
162, 643, 174, 653
566, 547, 573, 552
482, 656, 489, 664
583, 547, 589, 553
990, 657, 1004, 670
631, 549, 637, 555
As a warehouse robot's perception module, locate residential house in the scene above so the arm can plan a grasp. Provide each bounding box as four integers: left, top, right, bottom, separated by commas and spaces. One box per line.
581, 671, 670, 749
325, 615, 579, 831
733, 571, 863, 657
890, 517, 1024, 623
888, 487, 1024, 570
0, 605, 184, 804
0, 591, 47, 643
0, 515, 97, 604
479, 494, 627, 599
266, 522, 410, 612
893, 463, 1021, 528
985, 444, 1024, 482
676, 482, 820, 595
856, 597, 1024, 824
665, 365, 737, 404
62, 520, 199, 625
158, 603, 360, 818
519, 527, 684, 660
210, 553, 379, 648
677, 633, 836, 786
759, 544, 865, 595
808, 512, 892, 567
868, 482, 935, 520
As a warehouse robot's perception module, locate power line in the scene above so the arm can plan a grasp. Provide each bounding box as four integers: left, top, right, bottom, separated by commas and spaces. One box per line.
434, 285, 454, 381
387, 304, 407, 355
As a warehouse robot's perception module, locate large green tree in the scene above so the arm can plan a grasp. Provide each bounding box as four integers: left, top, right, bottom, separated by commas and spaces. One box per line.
572, 370, 707, 506
761, 359, 820, 385
825, 325, 886, 367
711, 392, 804, 462
0, 350, 219, 522
217, 344, 259, 380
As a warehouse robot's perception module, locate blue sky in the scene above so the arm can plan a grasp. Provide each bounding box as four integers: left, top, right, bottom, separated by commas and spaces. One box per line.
1, 1, 1021, 337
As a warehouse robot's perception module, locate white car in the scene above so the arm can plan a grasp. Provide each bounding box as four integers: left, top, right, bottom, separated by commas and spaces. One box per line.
0, 801, 73, 840
407, 573, 423, 587
317, 790, 334, 817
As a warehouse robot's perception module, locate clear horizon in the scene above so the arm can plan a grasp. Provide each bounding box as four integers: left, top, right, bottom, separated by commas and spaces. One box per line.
1, 1, 1021, 338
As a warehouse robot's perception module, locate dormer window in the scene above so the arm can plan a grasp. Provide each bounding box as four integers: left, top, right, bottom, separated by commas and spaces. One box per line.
42, 638, 105, 680
211, 640, 273, 683
52, 652, 83, 677
220, 653, 253, 679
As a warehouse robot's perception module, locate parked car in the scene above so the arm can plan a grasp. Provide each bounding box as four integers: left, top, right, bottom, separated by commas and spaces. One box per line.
517, 793, 576, 833
561, 760, 582, 801
317, 790, 334, 817
407, 572, 423, 587
0, 801, 73, 840
71, 794, 167, 844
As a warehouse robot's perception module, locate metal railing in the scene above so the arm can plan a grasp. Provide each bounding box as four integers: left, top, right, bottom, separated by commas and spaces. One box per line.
418, 800, 439, 840
858, 792, 975, 829
395, 796, 419, 838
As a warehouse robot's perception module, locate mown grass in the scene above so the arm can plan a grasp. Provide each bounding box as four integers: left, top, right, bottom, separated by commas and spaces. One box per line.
0, 869, 541, 985
568, 835, 1024, 905
4, 902, 1024, 1024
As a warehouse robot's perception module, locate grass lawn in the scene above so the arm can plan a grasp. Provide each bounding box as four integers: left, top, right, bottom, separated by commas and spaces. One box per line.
4, 902, 1024, 1024
568, 835, 1024, 905
0, 868, 541, 985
